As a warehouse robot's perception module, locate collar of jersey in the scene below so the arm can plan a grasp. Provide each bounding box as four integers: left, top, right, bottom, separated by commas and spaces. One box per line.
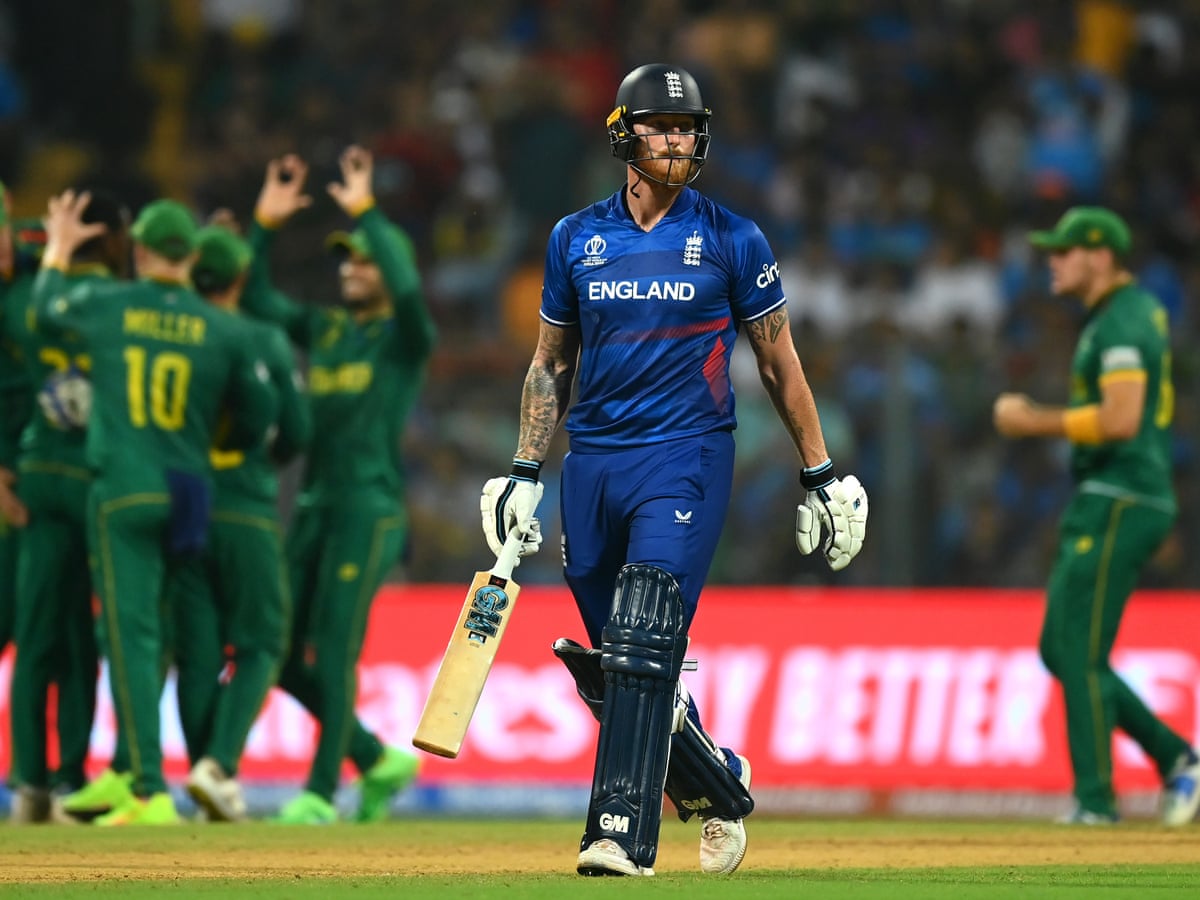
615, 186, 698, 225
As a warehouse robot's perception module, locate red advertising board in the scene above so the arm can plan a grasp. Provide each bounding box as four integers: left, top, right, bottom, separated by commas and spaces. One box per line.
1, 587, 1197, 798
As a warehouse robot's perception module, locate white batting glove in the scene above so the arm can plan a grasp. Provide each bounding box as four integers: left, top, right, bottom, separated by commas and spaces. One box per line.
480, 458, 545, 559
795, 460, 868, 572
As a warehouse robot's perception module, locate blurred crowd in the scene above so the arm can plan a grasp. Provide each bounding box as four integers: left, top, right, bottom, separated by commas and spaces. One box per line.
1, 0, 1198, 588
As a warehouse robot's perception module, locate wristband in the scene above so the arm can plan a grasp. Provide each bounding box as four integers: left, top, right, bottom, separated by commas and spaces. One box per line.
348, 196, 377, 218
511, 457, 542, 483
800, 458, 835, 492
253, 208, 283, 230
1062, 405, 1104, 445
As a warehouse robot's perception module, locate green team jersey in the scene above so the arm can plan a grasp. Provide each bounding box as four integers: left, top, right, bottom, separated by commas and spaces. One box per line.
32, 270, 276, 489
0, 222, 46, 467
1069, 281, 1175, 511
209, 315, 311, 506
243, 206, 436, 504
9, 264, 117, 471
0, 272, 33, 468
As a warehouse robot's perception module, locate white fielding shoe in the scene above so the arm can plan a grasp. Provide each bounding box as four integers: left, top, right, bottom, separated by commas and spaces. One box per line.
699, 754, 752, 874
10, 786, 51, 824
577, 838, 654, 877
186, 757, 249, 823
1162, 751, 1200, 827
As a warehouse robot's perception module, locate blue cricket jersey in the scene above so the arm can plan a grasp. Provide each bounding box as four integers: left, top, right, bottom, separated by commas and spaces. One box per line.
540, 187, 786, 451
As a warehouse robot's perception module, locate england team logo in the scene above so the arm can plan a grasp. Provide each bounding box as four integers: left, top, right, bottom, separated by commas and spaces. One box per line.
684, 232, 703, 266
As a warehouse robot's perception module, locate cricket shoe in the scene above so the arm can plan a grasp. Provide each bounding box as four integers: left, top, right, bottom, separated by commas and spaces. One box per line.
59, 768, 134, 822
187, 757, 249, 823
699, 753, 752, 874
273, 790, 337, 825
48, 786, 81, 825
9, 785, 51, 824
577, 839, 654, 877
1162, 749, 1200, 827
354, 745, 421, 823
1055, 805, 1119, 825
95, 792, 182, 826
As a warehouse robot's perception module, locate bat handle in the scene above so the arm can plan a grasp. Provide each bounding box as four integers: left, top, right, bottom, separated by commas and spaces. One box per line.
491, 529, 524, 582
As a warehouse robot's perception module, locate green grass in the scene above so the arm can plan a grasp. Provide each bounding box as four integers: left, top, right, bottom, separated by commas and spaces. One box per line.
1, 818, 1197, 898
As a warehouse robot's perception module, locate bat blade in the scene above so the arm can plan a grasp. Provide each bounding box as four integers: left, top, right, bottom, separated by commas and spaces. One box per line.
412, 560, 522, 759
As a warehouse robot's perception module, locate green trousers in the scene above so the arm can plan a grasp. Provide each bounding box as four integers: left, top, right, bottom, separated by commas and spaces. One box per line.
277, 491, 407, 800
10, 464, 98, 790
1040, 491, 1190, 816
0, 516, 15, 655
88, 480, 173, 798
170, 502, 289, 776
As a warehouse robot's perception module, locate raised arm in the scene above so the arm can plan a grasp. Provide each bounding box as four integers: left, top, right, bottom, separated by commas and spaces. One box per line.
243, 156, 319, 347
327, 145, 436, 360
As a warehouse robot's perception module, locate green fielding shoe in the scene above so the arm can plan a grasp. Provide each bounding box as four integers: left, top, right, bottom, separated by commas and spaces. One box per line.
274, 791, 338, 825
354, 746, 421, 823
95, 792, 181, 826
59, 769, 134, 819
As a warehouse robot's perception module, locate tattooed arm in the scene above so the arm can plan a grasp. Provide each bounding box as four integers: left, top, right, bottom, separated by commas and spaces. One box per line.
744, 305, 830, 467
516, 320, 581, 462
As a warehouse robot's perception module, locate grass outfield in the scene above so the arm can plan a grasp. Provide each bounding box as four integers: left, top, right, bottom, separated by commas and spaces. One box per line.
1, 818, 1198, 898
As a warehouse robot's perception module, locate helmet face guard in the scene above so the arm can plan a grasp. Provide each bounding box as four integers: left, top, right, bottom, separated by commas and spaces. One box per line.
607, 64, 711, 187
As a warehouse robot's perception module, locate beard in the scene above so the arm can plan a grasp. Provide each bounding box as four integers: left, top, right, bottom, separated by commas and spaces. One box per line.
635, 152, 699, 187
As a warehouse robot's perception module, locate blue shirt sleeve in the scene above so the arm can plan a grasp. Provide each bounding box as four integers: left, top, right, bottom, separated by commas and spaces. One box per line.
540, 217, 579, 327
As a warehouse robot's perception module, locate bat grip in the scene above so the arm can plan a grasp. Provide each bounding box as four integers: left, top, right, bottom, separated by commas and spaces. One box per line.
491, 529, 524, 581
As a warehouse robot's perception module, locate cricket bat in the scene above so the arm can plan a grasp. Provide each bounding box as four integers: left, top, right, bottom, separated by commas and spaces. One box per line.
412, 530, 524, 758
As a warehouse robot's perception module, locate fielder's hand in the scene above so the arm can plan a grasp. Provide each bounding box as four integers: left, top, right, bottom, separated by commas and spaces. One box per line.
255, 154, 312, 228
328, 145, 375, 217
795, 461, 868, 571
481, 474, 544, 560
42, 190, 108, 269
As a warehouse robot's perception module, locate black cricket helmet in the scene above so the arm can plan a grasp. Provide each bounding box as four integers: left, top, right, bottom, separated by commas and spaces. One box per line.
607, 63, 711, 186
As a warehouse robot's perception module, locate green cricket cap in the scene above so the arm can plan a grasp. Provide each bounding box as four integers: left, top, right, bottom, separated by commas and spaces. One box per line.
1028, 206, 1131, 256
130, 199, 198, 261
325, 224, 412, 262
193, 226, 252, 289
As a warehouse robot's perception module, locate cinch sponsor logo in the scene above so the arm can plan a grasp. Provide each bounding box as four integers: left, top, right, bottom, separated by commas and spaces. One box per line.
599, 812, 631, 833
588, 281, 695, 301
756, 262, 780, 289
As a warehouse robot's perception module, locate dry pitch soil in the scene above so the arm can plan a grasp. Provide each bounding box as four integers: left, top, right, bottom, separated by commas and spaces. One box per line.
4, 822, 1200, 882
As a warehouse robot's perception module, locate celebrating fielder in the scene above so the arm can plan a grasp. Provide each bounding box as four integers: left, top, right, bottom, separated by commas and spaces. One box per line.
243, 145, 435, 824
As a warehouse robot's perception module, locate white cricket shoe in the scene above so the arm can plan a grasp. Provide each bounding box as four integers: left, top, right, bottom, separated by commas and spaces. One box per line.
186, 757, 249, 823
10, 786, 50, 824
1162, 751, 1200, 827
577, 838, 655, 877
699, 754, 751, 874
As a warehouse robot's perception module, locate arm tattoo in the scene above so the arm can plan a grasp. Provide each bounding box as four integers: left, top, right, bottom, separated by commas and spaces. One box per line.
747, 308, 788, 344
519, 364, 561, 458
517, 323, 578, 460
